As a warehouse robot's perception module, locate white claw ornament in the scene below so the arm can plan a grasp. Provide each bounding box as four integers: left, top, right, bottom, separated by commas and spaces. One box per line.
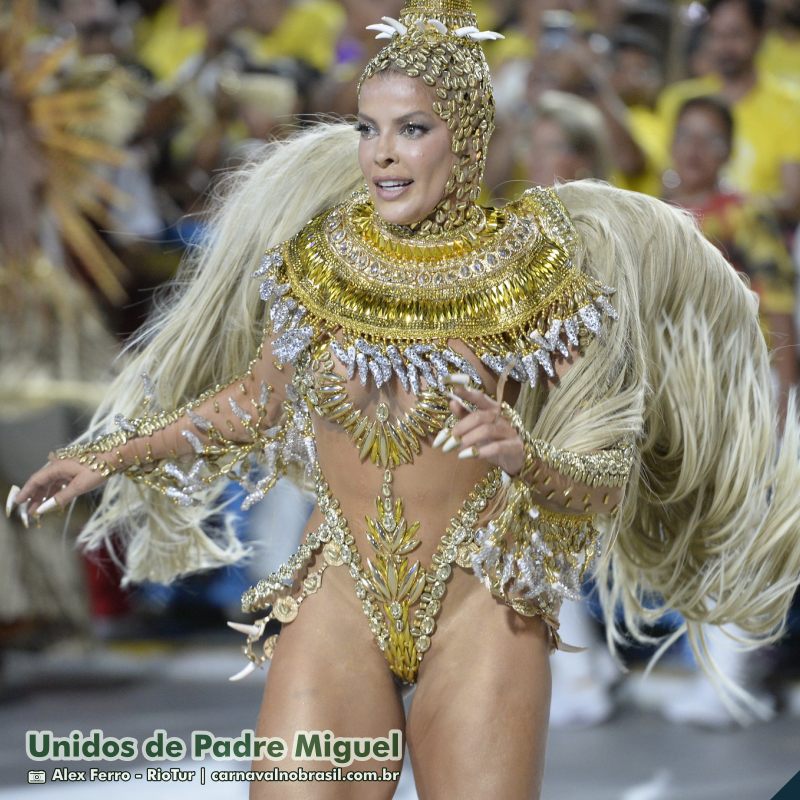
36, 497, 59, 517
366, 15, 504, 41
228, 662, 257, 682
227, 621, 262, 638
5, 485, 20, 518
366, 16, 408, 39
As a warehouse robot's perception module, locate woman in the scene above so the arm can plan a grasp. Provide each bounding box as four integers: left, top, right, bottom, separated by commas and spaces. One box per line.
9, 2, 800, 798
665, 94, 798, 422
521, 90, 610, 185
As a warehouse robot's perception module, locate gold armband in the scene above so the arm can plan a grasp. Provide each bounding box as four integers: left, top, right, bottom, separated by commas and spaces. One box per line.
56, 432, 131, 477
500, 402, 634, 488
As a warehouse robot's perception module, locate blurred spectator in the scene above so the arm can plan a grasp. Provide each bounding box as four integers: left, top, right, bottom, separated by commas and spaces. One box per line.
487, 10, 642, 197
218, 70, 299, 146
609, 26, 669, 195
60, 0, 134, 62
235, 0, 344, 78
309, 0, 403, 116
759, 0, 800, 90
520, 90, 611, 186
684, 15, 714, 79
529, 18, 658, 193
135, 0, 207, 82
658, 0, 800, 224
619, 0, 673, 53
222, 0, 345, 119
664, 95, 798, 419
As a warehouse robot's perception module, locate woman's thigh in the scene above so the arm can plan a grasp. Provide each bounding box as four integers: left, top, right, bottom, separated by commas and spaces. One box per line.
250, 573, 406, 800
406, 571, 552, 800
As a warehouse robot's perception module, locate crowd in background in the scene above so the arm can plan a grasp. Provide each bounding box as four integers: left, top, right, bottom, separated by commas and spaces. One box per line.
7, 0, 796, 383
2, 0, 800, 731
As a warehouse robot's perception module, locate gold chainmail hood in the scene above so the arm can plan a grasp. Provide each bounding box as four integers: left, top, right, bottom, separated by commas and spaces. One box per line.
359, 0, 501, 234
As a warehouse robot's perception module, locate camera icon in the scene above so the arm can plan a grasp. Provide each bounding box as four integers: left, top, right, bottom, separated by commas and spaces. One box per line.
28, 770, 47, 784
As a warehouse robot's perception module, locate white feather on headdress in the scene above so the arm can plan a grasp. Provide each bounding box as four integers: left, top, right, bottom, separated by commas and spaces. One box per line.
366, 16, 504, 41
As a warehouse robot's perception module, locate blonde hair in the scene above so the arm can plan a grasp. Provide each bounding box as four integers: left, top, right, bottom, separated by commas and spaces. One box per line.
530, 180, 800, 710
76, 122, 364, 584
74, 125, 800, 711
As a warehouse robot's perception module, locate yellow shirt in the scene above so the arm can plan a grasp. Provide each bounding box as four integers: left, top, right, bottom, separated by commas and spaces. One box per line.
692, 193, 796, 318
658, 75, 800, 198
758, 31, 800, 92
613, 106, 669, 196
235, 1, 345, 74
135, 3, 206, 83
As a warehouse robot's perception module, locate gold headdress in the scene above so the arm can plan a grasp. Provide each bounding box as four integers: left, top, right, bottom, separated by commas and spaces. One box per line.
360, 0, 502, 234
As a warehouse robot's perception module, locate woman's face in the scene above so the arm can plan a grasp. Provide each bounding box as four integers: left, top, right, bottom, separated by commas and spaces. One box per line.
357, 72, 456, 227
671, 107, 730, 194
524, 118, 590, 185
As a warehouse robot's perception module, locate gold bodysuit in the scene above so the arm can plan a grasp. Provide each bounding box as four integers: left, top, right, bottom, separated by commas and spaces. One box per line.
59, 187, 632, 685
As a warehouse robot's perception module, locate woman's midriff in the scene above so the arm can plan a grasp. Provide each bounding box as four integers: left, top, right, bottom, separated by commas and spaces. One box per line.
284, 346, 520, 683
310, 336, 519, 567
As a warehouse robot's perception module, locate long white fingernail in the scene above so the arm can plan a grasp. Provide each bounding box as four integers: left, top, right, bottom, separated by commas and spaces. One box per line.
442, 436, 461, 453
446, 391, 473, 411
36, 498, 58, 516
228, 662, 257, 682
227, 621, 261, 638
458, 447, 479, 460
432, 428, 450, 448
19, 502, 30, 529
444, 373, 471, 386
5, 486, 20, 518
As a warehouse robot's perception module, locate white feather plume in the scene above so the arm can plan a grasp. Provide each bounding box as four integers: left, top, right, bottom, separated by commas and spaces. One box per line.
366, 15, 504, 42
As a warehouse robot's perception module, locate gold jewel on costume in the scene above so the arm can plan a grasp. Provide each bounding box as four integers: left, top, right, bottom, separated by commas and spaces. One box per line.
52, 178, 623, 684
308, 349, 451, 467
227, 181, 623, 681
471, 480, 599, 639
55, 368, 284, 510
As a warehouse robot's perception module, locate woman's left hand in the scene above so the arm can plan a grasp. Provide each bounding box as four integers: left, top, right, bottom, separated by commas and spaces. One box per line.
433, 381, 525, 476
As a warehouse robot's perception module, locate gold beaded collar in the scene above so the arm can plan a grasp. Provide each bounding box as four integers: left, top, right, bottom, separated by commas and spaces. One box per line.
259, 186, 618, 390
285, 187, 583, 341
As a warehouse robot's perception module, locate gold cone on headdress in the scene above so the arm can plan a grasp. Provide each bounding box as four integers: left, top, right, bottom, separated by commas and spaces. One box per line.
399, 0, 477, 28
403, 0, 473, 12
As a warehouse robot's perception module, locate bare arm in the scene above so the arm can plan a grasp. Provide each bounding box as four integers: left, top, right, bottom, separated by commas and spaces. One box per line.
12, 328, 287, 518
442, 383, 627, 515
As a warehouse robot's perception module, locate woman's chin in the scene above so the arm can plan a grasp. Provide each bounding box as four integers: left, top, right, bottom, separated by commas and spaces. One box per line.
367, 193, 430, 228
373, 204, 428, 227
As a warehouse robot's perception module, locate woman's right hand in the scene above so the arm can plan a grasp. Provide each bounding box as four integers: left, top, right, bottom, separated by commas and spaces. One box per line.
6, 457, 109, 527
